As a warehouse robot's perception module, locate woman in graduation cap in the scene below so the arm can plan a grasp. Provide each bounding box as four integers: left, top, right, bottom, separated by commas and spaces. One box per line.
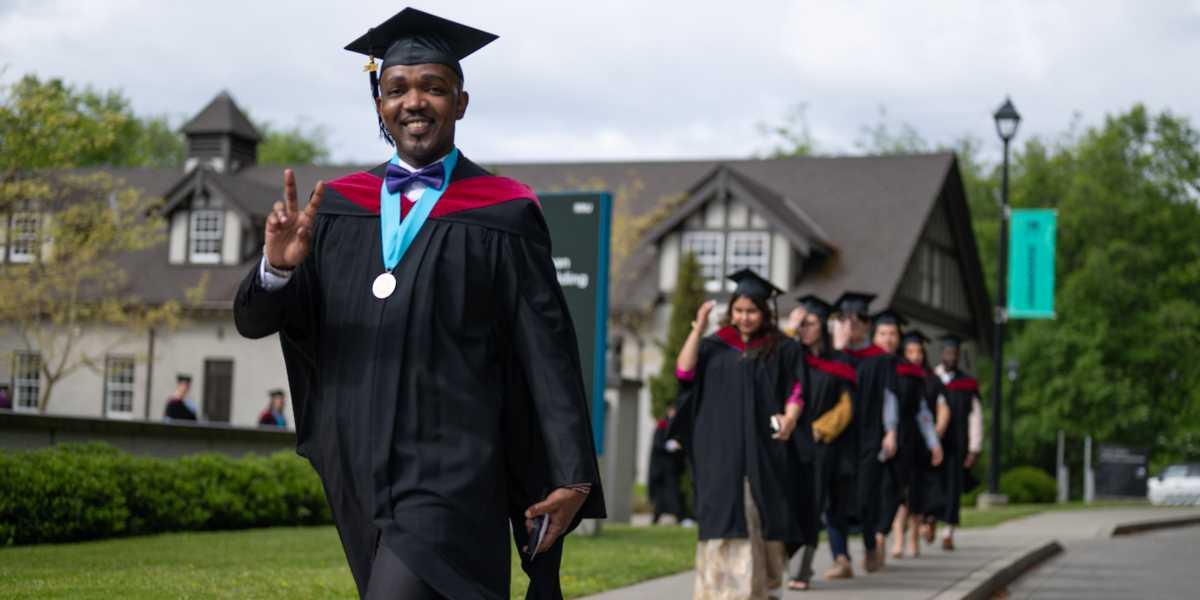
670, 269, 804, 600
879, 330, 943, 559
234, 8, 603, 600
786, 295, 855, 591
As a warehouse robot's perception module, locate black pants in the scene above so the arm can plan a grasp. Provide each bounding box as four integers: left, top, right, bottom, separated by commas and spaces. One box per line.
857, 455, 884, 551
364, 537, 445, 600
878, 461, 903, 535
511, 513, 567, 600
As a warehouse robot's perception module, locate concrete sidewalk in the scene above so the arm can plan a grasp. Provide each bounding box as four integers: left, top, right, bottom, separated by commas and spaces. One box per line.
583, 507, 1200, 599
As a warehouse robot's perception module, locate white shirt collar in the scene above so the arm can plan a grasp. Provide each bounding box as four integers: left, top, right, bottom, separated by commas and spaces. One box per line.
394, 150, 451, 174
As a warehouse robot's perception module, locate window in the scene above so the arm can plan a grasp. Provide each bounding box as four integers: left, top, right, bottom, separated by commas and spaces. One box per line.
189, 209, 223, 264
682, 230, 774, 293
681, 231, 725, 291
10, 212, 40, 263
104, 356, 135, 418
12, 352, 40, 412
725, 232, 771, 290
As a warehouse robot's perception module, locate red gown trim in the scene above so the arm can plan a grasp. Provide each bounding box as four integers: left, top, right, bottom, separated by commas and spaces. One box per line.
326, 172, 539, 217
805, 353, 857, 384
946, 377, 979, 393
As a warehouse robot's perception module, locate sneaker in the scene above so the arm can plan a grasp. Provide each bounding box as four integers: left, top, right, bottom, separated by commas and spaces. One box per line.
823, 556, 854, 580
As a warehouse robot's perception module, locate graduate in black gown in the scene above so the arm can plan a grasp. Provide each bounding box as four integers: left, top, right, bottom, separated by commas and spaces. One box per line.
878, 330, 943, 559
670, 270, 804, 599
648, 406, 688, 524
819, 292, 877, 580
934, 334, 982, 551
233, 9, 604, 599
787, 295, 855, 591
821, 294, 902, 577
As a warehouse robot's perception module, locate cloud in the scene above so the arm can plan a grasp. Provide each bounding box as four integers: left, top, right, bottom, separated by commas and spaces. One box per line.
2, 0, 1198, 164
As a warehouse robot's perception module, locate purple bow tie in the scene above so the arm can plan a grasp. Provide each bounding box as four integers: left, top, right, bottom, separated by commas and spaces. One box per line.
385, 161, 446, 195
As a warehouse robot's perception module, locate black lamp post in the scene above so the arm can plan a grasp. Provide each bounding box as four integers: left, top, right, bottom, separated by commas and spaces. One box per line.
990, 97, 1021, 496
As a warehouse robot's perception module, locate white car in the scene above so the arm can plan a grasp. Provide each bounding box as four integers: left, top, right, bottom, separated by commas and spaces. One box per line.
1147, 464, 1200, 506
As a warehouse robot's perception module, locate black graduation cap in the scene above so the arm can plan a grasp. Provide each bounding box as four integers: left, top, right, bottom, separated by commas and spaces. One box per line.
873, 308, 908, 327
268, 388, 286, 397
176, 373, 192, 383
834, 291, 876, 318
728, 269, 784, 300
796, 294, 832, 321
939, 333, 964, 348
345, 8, 498, 85
902, 329, 930, 345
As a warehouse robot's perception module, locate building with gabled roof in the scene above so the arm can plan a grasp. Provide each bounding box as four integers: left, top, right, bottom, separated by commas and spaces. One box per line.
2, 91, 992, 484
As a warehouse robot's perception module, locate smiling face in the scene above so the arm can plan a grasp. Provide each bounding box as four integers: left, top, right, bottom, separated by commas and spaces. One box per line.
376, 63, 469, 167
731, 296, 765, 338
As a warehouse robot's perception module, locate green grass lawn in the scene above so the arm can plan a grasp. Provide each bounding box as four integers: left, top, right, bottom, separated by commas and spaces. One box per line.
0, 500, 1147, 599
0, 524, 695, 600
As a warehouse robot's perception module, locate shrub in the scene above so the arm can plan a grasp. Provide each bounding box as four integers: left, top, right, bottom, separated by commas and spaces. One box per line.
1000, 466, 1057, 504
0, 443, 331, 546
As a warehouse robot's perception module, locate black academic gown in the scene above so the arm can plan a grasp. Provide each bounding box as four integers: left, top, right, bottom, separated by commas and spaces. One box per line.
233, 155, 605, 600
879, 360, 928, 531
794, 350, 856, 547
164, 398, 196, 420
940, 372, 978, 526
912, 374, 947, 517
843, 345, 896, 536
648, 419, 686, 520
670, 328, 802, 544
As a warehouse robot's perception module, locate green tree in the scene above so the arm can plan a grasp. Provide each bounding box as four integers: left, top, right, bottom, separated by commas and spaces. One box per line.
648, 253, 705, 419
1005, 106, 1200, 470
757, 103, 818, 158
256, 121, 331, 166
0, 75, 202, 412
0, 75, 183, 173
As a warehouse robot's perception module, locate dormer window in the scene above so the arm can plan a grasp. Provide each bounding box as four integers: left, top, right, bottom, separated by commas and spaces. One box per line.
189, 209, 223, 264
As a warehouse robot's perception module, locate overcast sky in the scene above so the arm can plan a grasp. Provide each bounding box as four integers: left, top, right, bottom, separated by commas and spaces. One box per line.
2, 0, 1199, 165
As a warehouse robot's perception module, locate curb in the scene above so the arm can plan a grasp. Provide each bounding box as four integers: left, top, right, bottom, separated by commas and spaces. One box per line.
930, 539, 1063, 600
1111, 514, 1200, 537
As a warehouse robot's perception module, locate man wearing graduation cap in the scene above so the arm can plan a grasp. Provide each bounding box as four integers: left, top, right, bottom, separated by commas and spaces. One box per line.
234, 8, 604, 599
934, 334, 983, 551
671, 269, 804, 599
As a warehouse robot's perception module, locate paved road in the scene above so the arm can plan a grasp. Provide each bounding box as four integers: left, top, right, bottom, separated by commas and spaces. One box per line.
1005, 525, 1200, 600
584, 508, 1200, 599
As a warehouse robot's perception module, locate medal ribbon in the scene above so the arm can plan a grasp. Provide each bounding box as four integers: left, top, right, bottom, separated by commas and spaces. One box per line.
379, 147, 460, 271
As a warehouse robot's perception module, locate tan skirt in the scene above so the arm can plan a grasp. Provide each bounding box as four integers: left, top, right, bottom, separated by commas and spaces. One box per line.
693, 478, 786, 600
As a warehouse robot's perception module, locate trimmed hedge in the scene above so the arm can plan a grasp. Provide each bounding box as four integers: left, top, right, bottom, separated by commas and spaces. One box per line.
0, 442, 330, 546
961, 465, 1057, 507
1000, 466, 1057, 504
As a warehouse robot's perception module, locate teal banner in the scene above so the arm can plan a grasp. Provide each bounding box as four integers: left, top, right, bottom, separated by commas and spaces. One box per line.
1008, 208, 1057, 319
539, 192, 612, 455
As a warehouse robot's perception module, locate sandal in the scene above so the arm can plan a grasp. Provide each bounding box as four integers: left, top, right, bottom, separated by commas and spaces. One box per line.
788, 579, 810, 591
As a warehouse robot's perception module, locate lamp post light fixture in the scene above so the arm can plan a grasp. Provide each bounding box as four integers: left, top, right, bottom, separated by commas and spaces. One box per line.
989, 96, 1021, 498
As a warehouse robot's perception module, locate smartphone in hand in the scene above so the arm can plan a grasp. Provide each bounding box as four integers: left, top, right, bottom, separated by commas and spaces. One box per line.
527, 513, 550, 560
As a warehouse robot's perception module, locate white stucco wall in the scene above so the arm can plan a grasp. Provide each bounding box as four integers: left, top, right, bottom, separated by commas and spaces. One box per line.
221, 210, 241, 265
168, 211, 187, 264
0, 317, 291, 429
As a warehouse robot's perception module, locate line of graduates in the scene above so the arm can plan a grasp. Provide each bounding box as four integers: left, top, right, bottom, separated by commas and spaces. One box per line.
666, 269, 984, 599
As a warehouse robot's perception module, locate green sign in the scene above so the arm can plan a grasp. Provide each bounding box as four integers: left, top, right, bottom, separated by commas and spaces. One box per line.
539, 192, 612, 454
1008, 209, 1057, 319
